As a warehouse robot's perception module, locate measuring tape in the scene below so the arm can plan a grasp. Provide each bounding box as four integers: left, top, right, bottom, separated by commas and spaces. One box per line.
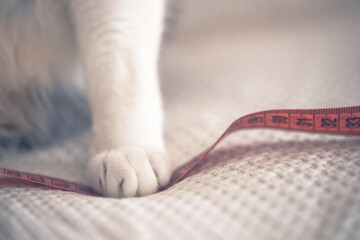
1, 106, 359, 196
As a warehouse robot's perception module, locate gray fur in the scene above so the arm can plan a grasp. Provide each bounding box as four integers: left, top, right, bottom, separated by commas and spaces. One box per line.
0, 0, 179, 151
0, 0, 89, 150
0, 84, 91, 150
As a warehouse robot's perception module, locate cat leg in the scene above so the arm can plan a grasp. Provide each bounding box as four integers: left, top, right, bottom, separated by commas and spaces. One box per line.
71, 0, 171, 198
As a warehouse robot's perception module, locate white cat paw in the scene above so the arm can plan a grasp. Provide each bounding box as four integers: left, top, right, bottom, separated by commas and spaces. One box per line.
86, 147, 171, 198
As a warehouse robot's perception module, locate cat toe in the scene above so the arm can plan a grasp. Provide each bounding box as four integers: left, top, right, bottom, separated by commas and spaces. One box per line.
87, 147, 171, 198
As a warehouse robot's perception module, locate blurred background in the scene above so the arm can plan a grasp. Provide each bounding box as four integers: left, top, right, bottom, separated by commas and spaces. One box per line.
1, 1, 360, 240
161, 0, 360, 159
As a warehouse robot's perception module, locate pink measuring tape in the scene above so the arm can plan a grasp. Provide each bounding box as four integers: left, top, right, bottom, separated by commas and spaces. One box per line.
1, 106, 359, 196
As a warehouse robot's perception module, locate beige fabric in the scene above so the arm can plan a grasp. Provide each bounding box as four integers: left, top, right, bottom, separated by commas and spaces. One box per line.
1, 1, 360, 239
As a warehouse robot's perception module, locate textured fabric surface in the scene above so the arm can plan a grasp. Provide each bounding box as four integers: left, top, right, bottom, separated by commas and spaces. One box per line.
1, 1, 360, 239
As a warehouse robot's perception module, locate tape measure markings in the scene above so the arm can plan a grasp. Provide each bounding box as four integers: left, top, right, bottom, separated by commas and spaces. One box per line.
0, 167, 99, 196
1, 106, 359, 196
164, 106, 360, 189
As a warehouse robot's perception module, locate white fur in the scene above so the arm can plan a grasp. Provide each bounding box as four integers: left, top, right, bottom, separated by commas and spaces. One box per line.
0, 0, 171, 197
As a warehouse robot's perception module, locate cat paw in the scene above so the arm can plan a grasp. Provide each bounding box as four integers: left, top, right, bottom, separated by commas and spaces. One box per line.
86, 147, 171, 198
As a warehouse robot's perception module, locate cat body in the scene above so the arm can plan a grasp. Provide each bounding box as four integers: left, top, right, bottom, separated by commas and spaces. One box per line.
0, 0, 171, 198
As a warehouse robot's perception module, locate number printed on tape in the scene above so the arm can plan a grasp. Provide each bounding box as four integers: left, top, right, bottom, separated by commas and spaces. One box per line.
1, 106, 359, 196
